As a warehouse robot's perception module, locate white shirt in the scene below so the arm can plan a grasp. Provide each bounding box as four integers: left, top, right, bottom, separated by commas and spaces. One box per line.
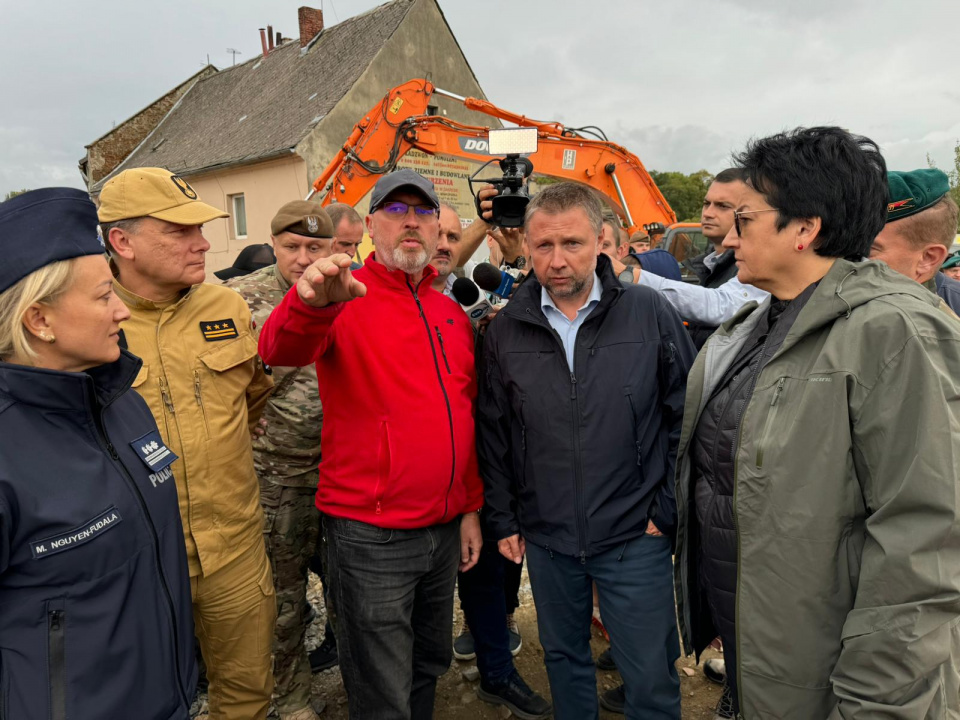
636, 255, 769, 326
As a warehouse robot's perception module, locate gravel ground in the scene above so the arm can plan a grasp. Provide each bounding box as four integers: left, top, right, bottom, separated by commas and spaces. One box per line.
190, 568, 724, 719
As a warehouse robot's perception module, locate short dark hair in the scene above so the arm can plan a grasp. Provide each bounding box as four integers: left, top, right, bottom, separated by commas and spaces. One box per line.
712, 167, 746, 185
602, 216, 622, 246
99, 216, 145, 255
733, 127, 888, 259
326, 203, 363, 230
525, 182, 603, 235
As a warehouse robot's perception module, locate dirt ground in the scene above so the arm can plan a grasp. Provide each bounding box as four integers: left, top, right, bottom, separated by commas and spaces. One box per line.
193, 568, 723, 719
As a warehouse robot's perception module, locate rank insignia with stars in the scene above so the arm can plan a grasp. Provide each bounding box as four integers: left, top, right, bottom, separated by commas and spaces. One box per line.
200, 318, 239, 341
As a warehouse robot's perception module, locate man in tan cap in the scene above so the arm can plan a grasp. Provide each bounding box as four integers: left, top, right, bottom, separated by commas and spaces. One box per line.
98, 167, 276, 720
226, 200, 336, 720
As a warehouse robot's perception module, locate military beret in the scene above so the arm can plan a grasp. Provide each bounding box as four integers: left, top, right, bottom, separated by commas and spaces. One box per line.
0, 188, 106, 293
271, 201, 334, 238
942, 253, 960, 270
886, 169, 950, 222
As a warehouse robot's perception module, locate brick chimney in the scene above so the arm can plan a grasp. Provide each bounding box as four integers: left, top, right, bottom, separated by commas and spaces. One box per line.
298, 7, 324, 48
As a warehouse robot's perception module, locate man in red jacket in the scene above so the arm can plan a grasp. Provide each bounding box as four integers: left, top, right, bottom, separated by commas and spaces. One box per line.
259, 169, 483, 720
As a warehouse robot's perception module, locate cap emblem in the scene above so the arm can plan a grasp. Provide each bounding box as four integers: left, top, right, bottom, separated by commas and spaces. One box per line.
306, 216, 319, 234
171, 175, 198, 200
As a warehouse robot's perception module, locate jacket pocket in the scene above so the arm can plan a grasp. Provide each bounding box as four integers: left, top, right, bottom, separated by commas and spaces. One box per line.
197, 334, 259, 430
755, 377, 786, 469
47, 599, 66, 720
373, 421, 392, 515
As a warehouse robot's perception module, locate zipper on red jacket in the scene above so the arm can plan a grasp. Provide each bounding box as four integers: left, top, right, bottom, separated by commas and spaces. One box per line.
434, 326, 452, 374
407, 278, 457, 521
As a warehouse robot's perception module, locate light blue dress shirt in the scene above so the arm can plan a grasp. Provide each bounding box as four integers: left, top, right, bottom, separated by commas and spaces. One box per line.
540, 273, 603, 371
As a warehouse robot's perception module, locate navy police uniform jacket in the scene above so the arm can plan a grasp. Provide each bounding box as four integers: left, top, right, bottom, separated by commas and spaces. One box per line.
0, 350, 196, 720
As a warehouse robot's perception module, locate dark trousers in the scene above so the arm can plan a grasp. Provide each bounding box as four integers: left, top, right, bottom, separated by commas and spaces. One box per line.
457, 543, 523, 683
325, 515, 460, 720
526, 535, 680, 720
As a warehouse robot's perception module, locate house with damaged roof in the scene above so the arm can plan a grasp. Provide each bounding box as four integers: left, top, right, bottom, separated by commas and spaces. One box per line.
81, 0, 493, 277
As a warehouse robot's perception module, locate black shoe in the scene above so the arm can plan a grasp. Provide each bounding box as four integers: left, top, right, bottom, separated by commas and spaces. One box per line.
478, 669, 553, 720
713, 684, 735, 719
596, 648, 617, 672
599, 684, 625, 714
308, 635, 338, 673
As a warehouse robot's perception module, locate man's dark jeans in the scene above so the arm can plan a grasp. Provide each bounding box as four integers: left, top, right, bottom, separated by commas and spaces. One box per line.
325, 515, 460, 720
526, 534, 681, 720
457, 542, 523, 683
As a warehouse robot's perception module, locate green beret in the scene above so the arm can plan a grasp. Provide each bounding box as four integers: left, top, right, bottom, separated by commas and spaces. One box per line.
270, 200, 334, 238
942, 254, 960, 270
886, 169, 950, 222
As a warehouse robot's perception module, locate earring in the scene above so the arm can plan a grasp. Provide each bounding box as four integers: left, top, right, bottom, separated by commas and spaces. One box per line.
40, 332, 55, 344
797, 244, 804, 251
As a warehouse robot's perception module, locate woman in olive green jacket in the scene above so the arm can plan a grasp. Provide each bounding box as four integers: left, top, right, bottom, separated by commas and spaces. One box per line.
675, 127, 960, 719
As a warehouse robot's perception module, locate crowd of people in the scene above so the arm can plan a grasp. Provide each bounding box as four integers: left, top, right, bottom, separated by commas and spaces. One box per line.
0, 123, 959, 720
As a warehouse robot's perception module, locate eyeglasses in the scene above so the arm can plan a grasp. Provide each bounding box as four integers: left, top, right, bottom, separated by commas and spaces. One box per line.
376, 201, 438, 218
733, 209, 778, 237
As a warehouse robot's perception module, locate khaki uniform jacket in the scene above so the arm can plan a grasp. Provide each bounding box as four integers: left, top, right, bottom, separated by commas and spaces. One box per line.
675, 260, 960, 718
114, 277, 274, 577
227, 265, 322, 488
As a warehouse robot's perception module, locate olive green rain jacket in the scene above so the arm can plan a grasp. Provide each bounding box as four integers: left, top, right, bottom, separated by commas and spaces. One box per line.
675, 259, 960, 718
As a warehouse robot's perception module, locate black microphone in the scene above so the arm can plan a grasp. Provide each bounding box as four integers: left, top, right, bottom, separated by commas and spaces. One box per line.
473, 262, 516, 298
451, 277, 494, 323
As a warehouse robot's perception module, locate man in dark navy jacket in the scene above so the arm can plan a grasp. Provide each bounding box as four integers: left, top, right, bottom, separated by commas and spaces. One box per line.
477, 183, 695, 720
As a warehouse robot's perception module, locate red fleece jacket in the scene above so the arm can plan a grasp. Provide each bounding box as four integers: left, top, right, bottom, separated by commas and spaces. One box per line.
258, 257, 484, 528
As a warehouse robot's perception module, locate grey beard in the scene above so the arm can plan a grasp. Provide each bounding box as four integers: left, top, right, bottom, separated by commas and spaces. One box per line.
385, 245, 429, 275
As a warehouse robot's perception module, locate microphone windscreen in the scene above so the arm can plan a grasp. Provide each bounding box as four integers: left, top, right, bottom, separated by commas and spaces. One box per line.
472, 263, 504, 293
451, 277, 481, 306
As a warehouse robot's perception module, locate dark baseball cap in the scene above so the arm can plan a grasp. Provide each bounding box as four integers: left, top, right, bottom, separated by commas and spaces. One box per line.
214, 243, 276, 280
369, 169, 440, 212
0, 188, 106, 293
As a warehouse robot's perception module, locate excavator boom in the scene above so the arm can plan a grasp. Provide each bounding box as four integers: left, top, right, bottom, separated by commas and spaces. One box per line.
310, 78, 675, 232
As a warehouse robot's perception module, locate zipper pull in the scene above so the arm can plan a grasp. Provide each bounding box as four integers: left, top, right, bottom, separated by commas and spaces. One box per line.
579, 551, 586, 566
771, 377, 785, 406
159, 377, 175, 414
375, 501, 382, 516
50, 610, 62, 631
636, 441, 643, 467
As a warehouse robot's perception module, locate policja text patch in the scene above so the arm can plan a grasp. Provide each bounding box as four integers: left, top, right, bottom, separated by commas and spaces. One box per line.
200, 318, 239, 341
31, 507, 123, 559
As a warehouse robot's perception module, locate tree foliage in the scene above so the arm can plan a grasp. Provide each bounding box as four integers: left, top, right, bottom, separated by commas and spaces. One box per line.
927, 141, 960, 232
3, 189, 29, 201
649, 170, 713, 223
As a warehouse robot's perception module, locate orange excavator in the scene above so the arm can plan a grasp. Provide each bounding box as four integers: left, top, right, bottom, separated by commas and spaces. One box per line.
307, 78, 676, 234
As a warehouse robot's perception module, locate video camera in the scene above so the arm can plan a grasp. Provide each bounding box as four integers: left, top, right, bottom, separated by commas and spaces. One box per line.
469, 128, 537, 228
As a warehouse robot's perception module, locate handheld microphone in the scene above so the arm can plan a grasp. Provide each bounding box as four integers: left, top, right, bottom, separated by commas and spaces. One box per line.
451, 277, 495, 323
473, 262, 516, 298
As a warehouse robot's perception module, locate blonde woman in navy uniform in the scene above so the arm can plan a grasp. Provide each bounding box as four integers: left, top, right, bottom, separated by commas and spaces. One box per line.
0, 188, 195, 719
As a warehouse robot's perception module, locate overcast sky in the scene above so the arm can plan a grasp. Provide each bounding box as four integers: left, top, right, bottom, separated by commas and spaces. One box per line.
2, 0, 958, 198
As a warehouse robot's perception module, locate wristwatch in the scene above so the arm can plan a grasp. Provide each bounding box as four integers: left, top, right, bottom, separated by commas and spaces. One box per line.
502, 256, 526, 270
618, 268, 635, 284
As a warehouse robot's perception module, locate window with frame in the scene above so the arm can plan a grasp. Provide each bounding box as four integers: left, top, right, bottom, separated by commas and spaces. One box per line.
230, 194, 247, 238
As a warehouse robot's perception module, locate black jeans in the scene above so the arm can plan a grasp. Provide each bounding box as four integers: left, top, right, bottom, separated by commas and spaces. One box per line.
325, 515, 460, 720
457, 543, 523, 683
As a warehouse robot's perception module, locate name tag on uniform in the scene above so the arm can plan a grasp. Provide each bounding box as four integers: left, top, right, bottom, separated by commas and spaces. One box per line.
200, 318, 239, 341
31, 507, 123, 559
131, 430, 178, 473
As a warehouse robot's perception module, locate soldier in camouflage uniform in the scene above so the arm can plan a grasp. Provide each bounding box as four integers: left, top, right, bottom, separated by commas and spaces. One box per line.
227, 201, 337, 720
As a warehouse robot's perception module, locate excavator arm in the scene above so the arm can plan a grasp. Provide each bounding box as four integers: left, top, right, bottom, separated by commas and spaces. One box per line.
310, 78, 676, 232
